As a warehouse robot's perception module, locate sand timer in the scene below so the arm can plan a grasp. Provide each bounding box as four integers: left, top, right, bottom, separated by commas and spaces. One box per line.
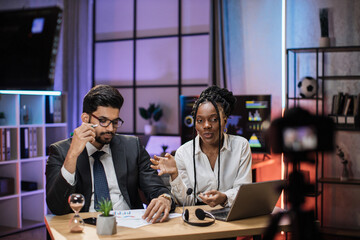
68, 193, 85, 233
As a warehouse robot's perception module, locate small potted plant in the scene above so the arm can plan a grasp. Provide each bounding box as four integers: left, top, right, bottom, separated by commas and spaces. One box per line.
139, 103, 163, 135
96, 199, 117, 235
336, 145, 349, 181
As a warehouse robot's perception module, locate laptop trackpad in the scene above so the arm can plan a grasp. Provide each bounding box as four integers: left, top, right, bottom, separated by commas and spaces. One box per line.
210, 207, 231, 221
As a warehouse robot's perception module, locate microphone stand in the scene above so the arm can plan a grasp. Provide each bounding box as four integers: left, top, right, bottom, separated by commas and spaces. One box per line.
182, 188, 193, 221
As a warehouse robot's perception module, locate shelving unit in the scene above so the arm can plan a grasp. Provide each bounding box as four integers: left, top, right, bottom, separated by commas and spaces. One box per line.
286, 46, 360, 236
0, 91, 67, 237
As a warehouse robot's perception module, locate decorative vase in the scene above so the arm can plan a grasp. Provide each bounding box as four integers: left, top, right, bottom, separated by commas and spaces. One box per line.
96, 215, 117, 235
319, 37, 330, 47
340, 163, 349, 181
20, 104, 30, 124
144, 124, 156, 135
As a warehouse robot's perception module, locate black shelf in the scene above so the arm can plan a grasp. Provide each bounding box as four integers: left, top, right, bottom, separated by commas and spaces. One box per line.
319, 75, 360, 80
320, 227, 360, 238
319, 178, 360, 185
286, 45, 360, 229
335, 126, 360, 131
287, 46, 360, 53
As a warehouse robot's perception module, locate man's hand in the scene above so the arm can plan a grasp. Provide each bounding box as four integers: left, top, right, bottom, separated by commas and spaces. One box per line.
142, 195, 171, 223
64, 123, 96, 173
150, 153, 178, 181
198, 190, 227, 208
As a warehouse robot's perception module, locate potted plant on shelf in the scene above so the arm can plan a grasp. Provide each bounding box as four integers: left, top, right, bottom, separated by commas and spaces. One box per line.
96, 199, 117, 235
139, 103, 163, 135
336, 145, 349, 181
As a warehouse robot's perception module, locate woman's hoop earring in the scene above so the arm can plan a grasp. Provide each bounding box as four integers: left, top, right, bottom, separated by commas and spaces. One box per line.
224, 127, 227, 133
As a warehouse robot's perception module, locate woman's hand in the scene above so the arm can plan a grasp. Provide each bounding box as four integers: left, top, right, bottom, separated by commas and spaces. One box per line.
198, 190, 227, 207
150, 153, 179, 180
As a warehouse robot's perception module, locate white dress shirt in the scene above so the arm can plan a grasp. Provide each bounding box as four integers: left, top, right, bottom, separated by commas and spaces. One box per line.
170, 133, 252, 207
61, 142, 130, 212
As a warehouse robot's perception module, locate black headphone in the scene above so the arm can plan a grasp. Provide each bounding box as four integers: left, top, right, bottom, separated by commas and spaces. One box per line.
182, 188, 216, 227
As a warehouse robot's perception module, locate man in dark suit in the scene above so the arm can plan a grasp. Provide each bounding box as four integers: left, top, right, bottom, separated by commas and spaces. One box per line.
46, 85, 175, 223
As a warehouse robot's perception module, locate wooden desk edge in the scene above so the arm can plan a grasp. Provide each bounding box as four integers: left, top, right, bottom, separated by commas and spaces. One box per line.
45, 207, 291, 240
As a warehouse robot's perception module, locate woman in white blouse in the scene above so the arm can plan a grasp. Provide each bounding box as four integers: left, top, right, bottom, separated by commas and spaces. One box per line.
151, 86, 252, 207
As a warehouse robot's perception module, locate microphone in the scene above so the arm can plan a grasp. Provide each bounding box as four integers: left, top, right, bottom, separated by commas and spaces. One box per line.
182, 188, 193, 221
186, 188, 193, 196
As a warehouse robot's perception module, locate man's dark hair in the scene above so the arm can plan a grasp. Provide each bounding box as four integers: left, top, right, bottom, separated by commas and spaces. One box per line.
83, 85, 124, 113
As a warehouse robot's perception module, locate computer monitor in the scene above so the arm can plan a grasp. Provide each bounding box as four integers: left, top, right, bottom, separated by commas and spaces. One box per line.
180, 95, 271, 153
227, 95, 271, 153
0, 7, 62, 90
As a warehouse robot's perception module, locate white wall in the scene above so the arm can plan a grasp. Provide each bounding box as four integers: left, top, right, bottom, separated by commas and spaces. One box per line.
224, 0, 283, 184
226, 0, 283, 120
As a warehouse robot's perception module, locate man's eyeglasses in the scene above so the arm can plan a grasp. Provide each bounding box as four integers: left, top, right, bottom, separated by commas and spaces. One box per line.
90, 114, 124, 128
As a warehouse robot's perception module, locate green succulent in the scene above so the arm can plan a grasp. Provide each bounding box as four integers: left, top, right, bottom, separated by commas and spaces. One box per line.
96, 198, 113, 216
139, 103, 163, 125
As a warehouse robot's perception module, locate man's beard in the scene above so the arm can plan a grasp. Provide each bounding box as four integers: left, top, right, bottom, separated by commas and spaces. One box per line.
95, 132, 115, 144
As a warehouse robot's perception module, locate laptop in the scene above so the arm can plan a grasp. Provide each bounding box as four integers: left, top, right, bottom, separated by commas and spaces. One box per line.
210, 180, 286, 221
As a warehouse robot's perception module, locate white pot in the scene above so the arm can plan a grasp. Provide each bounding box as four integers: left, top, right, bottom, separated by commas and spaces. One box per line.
319, 37, 330, 47
144, 124, 156, 135
96, 215, 117, 235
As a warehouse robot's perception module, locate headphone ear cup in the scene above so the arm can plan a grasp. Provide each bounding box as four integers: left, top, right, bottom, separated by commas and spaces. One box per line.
195, 208, 206, 220
184, 209, 189, 221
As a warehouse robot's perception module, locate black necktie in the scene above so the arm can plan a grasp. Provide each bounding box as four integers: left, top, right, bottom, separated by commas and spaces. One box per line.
92, 151, 110, 210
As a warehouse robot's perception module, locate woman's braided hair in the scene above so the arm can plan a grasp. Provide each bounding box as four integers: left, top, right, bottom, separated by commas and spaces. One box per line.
191, 86, 236, 203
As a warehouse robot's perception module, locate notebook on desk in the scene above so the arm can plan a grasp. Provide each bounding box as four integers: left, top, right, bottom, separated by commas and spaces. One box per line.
210, 180, 286, 221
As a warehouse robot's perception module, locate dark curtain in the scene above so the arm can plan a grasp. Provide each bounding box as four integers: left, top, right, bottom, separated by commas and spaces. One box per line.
210, 0, 228, 88
62, 0, 93, 135
210, 0, 244, 92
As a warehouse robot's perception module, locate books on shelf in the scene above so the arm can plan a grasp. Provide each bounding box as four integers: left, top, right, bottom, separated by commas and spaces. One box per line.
1, 129, 5, 161
330, 92, 360, 129
343, 95, 352, 116
0, 128, 11, 161
46, 95, 62, 123
21, 127, 38, 159
20, 128, 29, 159
5, 129, 10, 160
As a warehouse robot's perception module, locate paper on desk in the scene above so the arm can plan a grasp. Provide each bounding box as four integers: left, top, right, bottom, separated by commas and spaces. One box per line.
110, 209, 181, 228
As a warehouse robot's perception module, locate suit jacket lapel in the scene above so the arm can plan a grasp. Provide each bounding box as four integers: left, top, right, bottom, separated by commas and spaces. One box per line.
111, 135, 130, 207
76, 149, 92, 210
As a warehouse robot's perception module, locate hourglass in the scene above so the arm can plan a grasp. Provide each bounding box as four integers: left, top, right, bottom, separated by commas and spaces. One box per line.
68, 193, 85, 233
